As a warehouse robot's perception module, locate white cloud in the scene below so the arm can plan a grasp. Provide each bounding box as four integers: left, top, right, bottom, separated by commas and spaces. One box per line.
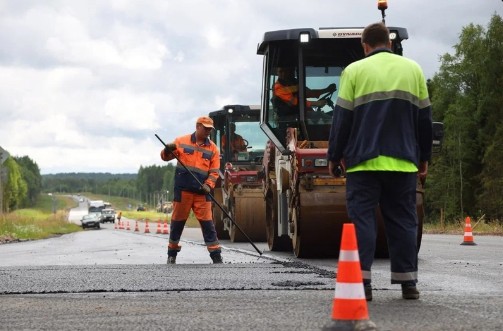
42, 13, 168, 70
103, 92, 159, 131
0, 0, 502, 174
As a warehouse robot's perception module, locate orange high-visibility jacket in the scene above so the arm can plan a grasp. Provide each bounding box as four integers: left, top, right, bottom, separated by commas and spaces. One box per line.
274, 79, 314, 107
221, 134, 246, 153
161, 133, 220, 195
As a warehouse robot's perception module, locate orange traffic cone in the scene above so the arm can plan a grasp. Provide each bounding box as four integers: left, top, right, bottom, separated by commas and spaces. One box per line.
119, 220, 124, 230
156, 219, 162, 234
324, 223, 376, 330
144, 219, 150, 233
460, 216, 477, 245
134, 221, 139, 232
163, 220, 169, 234
126, 221, 130, 231
114, 221, 118, 230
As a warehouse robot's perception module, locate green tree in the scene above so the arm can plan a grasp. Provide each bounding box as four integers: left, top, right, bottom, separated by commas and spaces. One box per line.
14, 156, 42, 207
136, 165, 165, 205
428, 14, 503, 222
477, 15, 503, 219
2, 157, 28, 212
136, 164, 176, 207
162, 163, 175, 201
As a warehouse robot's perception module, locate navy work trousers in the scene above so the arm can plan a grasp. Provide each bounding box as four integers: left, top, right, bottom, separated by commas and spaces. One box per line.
346, 171, 418, 284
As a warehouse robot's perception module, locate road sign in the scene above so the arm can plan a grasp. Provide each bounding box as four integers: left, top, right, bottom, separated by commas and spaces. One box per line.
0, 146, 10, 164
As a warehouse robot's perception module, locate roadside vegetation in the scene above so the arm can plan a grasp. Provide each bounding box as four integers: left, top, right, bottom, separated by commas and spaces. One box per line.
0, 192, 194, 244
424, 217, 503, 236
0, 194, 81, 243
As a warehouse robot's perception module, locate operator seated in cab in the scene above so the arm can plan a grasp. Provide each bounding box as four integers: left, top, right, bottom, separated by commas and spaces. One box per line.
272, 66, 336, 116
221, 122, 248, 160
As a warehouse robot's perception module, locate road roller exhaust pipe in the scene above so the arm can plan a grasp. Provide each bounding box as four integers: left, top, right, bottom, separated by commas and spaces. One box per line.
155, 133, 263, 257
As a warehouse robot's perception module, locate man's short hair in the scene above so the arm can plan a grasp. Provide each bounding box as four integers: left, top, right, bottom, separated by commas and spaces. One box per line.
361, 22, 390, 47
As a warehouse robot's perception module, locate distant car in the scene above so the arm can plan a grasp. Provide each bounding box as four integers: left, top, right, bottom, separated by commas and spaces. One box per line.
88, 211, 104, 223
101, 208, 116, 223
137, 205, 146, 211
81, 214, 101, 229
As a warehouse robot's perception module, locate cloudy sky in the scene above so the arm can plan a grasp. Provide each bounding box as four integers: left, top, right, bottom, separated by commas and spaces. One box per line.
1, 1, 501, 174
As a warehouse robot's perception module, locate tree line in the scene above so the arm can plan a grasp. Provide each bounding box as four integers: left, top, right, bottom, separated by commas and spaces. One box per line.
2, 14, 502, 223
42, 164, 176, 207
427, 14, 503, 223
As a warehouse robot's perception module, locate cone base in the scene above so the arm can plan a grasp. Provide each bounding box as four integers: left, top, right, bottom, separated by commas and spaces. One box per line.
460, 241, 477, 245
322, 319, 376, 331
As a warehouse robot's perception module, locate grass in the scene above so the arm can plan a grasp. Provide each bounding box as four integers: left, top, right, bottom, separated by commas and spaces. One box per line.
0, 194, 82, 243
123, 210, 199, 228
424, 217, 503, 235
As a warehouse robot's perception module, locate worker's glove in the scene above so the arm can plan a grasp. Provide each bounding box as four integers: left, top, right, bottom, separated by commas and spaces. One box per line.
164, 143, 176, 154
201, 184, 211, 194
328, 160, 345, 177
327, 83, 337, 92
313, 99, 328, 107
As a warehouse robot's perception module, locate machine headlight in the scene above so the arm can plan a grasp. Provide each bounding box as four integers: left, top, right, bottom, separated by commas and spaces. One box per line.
314, 159, 328, 167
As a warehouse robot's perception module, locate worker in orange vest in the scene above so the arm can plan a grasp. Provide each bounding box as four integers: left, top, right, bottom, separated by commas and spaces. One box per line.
160, 116, 222, 264
221, 122, 248, 160
273, 66, 336, 115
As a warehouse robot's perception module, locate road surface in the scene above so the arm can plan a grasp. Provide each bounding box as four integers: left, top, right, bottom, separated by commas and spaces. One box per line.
0, 199, 502, 330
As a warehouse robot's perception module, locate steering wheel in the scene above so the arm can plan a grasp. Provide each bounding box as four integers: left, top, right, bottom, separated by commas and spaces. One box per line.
311, 83, 336, 112
316, 90, 336, 111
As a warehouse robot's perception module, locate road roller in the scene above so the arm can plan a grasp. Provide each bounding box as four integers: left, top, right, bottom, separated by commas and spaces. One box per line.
256, 22, 445, 258
209, 105, 269, 242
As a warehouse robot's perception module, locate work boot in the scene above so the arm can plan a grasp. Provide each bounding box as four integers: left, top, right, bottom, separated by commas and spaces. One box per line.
364, 283, 372, 301
211, 253, 223, 264
401, 283, 420, 300
167, 256, 176, 264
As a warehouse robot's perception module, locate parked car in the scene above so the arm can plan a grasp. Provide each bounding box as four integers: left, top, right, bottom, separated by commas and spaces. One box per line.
81, 214, 101, 229
101, 208, 116, 223
137, 205, 146, 211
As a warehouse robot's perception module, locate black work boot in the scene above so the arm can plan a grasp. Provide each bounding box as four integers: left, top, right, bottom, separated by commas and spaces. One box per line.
364, 283, 372, 301
211, 253, 223, 264
401, 283, 420, 300
167, 256, 176, 264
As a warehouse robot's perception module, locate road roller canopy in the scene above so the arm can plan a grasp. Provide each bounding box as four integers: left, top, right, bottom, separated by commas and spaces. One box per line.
257, 26, 408, 153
